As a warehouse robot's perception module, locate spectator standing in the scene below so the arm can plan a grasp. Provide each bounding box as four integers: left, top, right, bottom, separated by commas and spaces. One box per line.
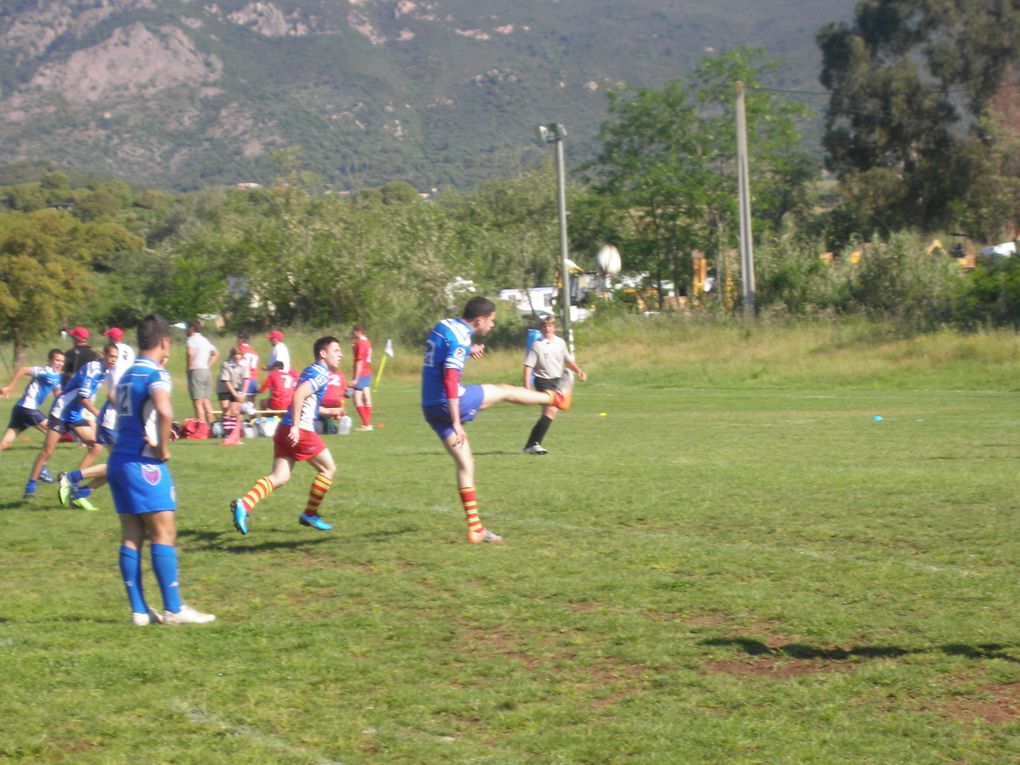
265, 329, 291, 373
185, 320, 218, 423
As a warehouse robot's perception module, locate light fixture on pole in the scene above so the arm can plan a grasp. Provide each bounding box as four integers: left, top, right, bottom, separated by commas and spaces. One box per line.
536, 122, 573, 352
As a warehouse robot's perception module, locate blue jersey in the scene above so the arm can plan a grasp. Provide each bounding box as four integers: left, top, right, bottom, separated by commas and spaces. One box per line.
283, 361, 330, 431
421, 318, 473, 407
16, 365, 62, 411
49, 359, 108, 424
113, 357, 171, 460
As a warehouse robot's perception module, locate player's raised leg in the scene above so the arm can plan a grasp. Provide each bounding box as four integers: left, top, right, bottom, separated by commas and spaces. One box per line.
479, 383, 571, 411
232, 456, 293, 535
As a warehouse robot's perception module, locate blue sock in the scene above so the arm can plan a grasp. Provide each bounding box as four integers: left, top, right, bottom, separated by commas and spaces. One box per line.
118, 546, 148, 614
151, 544, 182, 613
68, 470, 83, 484
24, 479, 37, 494
72, 486, 92, 500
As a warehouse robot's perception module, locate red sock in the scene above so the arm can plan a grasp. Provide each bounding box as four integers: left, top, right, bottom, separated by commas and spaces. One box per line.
357, 406, 372, 426
241, 477, 275, 513
305, 474, 333, 516
459, 486, 482, 533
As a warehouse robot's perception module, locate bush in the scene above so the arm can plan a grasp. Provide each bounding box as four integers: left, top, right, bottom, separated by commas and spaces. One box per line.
955, 256, 1020, 329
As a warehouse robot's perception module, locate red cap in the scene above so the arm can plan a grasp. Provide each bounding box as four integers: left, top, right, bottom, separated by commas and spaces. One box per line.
101, 327, 124, 341
69, 326, 89, 340
267, 330, 284, 340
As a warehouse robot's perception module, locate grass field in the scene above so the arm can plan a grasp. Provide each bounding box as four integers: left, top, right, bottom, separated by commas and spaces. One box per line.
1, 322, 1019, 764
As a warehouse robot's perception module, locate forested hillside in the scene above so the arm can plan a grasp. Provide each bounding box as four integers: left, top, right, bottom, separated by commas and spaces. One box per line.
0, 0, 852, 191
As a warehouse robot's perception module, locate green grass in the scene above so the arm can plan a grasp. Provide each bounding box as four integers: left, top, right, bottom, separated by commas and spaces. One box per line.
1, 324, 1019, 763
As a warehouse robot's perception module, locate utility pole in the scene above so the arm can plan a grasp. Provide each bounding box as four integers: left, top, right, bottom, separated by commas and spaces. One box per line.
735, 82, 756, 317
537, 123, 573, 352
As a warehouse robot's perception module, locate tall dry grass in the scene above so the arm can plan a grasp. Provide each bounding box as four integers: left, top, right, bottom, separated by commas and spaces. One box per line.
381, 316, 1020, 391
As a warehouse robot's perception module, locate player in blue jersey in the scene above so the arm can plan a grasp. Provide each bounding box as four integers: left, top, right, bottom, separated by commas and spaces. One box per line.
58, 327, 138, 511
421, 296, 573, 544
22, 344, 118, 500
230, 336, 346, 535
109, 314, 215, 626
0, 349, 64, 454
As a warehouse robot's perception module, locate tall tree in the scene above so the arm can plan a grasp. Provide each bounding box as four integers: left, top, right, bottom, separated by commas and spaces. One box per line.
585, 49, 814, 305
817, 0, 1020, 233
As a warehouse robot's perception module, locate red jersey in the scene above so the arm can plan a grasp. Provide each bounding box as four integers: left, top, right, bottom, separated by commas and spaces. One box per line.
321, 370, 347, 409
352, 336, 373, 378
259, 368, 297, 412
238, 342, 259, 384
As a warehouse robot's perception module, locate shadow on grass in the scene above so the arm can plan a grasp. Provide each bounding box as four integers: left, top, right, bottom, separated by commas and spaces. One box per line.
702, 637, 1020, 664
177, 527, 336, 553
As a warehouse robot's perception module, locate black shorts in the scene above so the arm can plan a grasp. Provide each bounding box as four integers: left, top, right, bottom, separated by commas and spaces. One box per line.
533, 374, 570, 394
46, 414, 74, 435
6, 405, 45, 433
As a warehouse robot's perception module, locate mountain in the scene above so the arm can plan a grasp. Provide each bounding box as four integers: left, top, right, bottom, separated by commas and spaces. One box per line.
0, 0, 853, 191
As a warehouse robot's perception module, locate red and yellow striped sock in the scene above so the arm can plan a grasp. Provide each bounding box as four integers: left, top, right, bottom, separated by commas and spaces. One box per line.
241, 477, 275, 512
304, 473, 333, 516
459, 486, 483, 534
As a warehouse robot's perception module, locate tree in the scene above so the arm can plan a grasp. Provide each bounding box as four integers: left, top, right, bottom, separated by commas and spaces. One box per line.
817, 0, 1020, 233
0, 210, 93, 359
585, 49, 814, 306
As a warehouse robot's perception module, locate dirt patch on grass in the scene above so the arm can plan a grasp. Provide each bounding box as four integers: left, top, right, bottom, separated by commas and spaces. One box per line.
939, 682, 1020, 724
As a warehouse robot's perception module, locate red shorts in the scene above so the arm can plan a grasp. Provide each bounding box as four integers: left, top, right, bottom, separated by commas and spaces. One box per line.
273, 424, 326, 462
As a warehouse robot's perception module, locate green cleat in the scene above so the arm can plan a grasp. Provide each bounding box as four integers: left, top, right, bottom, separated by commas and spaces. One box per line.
72, 496, 99, 512
58, 473, 73, 507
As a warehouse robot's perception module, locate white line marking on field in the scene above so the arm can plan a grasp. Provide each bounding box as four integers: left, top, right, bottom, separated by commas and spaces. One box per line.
171, 700, 345, 765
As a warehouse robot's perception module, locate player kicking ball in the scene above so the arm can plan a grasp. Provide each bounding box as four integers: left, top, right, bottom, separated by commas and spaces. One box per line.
422, 297, 572, 544
231, 336, 346, 535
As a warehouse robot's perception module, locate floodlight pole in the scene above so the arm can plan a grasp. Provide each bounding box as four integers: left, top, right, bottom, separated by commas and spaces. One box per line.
735, 82, 756, 317
538, 123, 573, 353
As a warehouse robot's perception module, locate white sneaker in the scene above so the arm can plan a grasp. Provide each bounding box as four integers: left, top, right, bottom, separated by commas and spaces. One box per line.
522, 444, 548, 455
467, 527, 503, 544
356, 425, 373, 432
131, 607, 163, 626
163, 603, 216, 625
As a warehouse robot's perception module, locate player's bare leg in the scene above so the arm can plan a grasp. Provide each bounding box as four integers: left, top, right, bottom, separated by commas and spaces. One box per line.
442, 432, 502, 544
479, 383, 571, 411
231, 455, 294, 534
298, 448, 336, 531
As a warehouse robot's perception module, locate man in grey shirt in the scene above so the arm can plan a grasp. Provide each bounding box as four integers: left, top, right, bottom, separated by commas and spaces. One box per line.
522, 316, 587, 454
186, 320, 219, 423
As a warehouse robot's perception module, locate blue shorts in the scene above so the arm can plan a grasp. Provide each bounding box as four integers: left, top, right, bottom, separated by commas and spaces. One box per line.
108, 453, 176, 515
422, 385, 484, 440
6, 405, 45, 432
354, 374, 372, 390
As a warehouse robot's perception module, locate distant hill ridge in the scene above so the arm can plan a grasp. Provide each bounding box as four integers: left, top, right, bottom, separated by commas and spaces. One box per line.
0, 0, 852, 191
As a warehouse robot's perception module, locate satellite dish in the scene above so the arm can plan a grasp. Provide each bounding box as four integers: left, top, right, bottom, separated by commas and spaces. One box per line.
596, 245, 621, 277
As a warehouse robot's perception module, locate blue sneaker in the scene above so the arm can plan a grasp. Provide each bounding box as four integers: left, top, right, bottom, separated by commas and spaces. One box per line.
298, 513, 332, 531
23, 479, 37, 500
38, 466, 55, 483
231, 498, 248, 535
